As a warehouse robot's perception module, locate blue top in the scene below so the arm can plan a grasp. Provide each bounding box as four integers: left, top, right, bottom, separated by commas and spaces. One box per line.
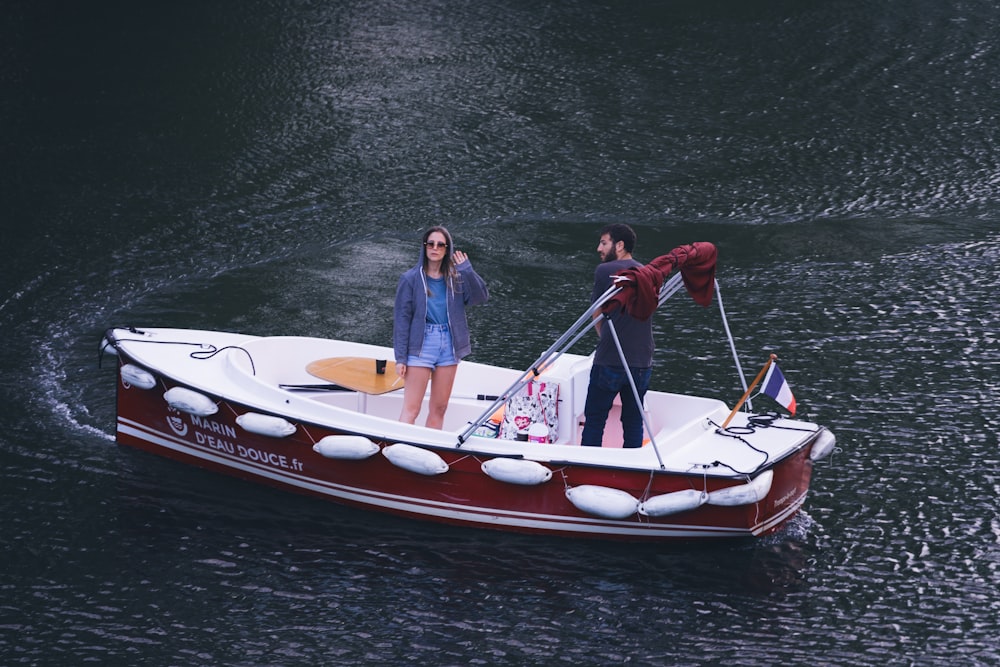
425, 276, 447, 324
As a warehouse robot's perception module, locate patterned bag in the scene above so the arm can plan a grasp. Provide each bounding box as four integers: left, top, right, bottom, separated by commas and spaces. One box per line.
498, 380, 559, 442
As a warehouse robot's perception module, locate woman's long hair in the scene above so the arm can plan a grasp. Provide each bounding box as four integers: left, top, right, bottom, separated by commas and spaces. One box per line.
421, 226, 457, 294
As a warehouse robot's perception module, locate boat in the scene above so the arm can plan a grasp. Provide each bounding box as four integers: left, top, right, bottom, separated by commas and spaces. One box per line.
99, 243, 835, 542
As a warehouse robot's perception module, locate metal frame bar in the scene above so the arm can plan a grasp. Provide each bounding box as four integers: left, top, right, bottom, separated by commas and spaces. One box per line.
457, 272, 748, 447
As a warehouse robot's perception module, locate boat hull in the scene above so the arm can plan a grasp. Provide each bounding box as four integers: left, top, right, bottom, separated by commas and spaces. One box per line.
114, 359, 821, 542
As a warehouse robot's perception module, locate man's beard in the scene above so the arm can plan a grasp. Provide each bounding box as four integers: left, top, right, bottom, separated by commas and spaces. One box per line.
601, 248, 619, 263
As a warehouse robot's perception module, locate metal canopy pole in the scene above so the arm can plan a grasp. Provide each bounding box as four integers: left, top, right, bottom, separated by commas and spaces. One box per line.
457, 282, 625, 444
713, 278, 751, 410
602, 317, 665, 469
456, 271, 702, 448
656, 272, 685, 306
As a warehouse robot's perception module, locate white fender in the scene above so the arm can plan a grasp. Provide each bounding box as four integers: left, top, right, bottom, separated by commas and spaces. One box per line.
481, 458, 552, 486
810, 429, 836, 461
566, 485, 638, 520
382, 443, 449, 476
638, 488, 708, 517
163, 387, 218, 417
313, 436, 380, 460
707, 470, 773, 506
100, 338, 118, 356
120, 364, 156, 390
236, 412, 296, 438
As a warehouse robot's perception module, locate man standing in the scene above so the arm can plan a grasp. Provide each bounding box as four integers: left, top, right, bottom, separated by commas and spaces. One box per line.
580, 224, 654, 448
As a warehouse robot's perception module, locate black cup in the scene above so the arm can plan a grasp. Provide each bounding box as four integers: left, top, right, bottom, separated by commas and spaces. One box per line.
375, 359, 387, 375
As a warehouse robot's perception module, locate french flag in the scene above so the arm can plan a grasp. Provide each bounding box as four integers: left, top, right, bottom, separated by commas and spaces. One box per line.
761, 363, 796, 416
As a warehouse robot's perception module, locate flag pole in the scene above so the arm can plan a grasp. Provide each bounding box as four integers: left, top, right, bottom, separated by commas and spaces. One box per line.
720, 354, 776, 429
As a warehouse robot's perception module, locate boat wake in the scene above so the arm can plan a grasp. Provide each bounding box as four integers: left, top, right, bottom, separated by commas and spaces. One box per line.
35, 339, 118, 443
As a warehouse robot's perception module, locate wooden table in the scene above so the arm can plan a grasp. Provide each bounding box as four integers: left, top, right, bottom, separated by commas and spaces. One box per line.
305, 357, 404, 395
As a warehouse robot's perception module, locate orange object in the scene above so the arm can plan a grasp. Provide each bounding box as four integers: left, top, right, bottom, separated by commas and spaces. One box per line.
489, 405, 505, 424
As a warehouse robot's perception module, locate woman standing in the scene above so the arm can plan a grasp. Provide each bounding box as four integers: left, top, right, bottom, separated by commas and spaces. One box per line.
393, 226, 489, 428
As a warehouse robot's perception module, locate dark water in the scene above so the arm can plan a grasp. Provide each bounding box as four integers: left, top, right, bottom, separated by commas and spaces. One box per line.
3, 1, 999, 664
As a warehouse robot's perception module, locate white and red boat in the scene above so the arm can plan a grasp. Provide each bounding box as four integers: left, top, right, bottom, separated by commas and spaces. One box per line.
100, 244, 835, 542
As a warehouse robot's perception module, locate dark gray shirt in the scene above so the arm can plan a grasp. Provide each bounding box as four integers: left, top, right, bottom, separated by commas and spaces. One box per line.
591, 258, 654, 368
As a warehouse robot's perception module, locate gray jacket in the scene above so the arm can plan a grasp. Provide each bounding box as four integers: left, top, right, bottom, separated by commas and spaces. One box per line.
393, 236, 488, 364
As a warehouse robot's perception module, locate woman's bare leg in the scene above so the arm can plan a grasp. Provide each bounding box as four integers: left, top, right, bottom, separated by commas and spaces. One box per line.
398, 367, 432, 424
424, 364, 458, 429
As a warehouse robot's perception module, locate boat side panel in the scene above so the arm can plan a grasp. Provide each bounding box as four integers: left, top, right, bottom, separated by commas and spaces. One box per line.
113, 357, 815, 542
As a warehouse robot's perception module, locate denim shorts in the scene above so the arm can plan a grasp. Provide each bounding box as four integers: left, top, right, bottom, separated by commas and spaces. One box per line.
406, 323, 457, 369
